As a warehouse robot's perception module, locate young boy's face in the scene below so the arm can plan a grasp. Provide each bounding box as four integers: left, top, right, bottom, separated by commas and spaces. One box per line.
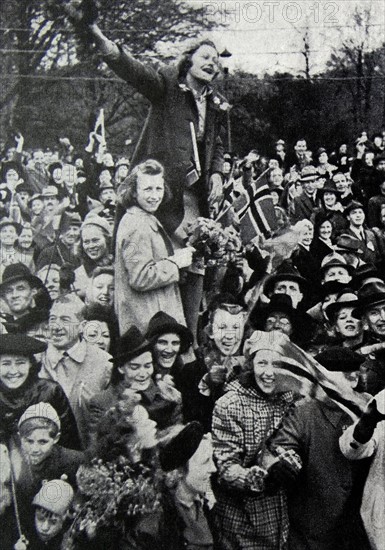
21, 428, 59, 465
35, 507, 64, 542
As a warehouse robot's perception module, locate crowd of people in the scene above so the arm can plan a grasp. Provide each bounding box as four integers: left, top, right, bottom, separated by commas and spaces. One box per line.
1, 4, 385, 549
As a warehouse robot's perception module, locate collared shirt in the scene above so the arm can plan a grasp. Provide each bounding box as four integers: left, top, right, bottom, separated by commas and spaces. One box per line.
42, 340, 88, 398
190, 86, 211, 141
174, 484, 213, 549
40, 340, 112, 447
179, 83, 211, 141
349, 225, 365, 240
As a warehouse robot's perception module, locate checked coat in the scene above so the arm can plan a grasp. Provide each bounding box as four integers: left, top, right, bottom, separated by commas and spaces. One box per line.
212, 379, 294, 549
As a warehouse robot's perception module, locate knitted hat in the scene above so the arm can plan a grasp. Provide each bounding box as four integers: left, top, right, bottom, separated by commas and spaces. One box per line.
18, 402, 61, 431
33, 479, 74, 516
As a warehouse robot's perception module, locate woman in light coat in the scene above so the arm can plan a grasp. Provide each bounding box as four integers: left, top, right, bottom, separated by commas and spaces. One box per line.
114, 159, 194, 333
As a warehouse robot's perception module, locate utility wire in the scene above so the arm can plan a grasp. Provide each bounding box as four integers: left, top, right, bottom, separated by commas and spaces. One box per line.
1, 73, 385, 82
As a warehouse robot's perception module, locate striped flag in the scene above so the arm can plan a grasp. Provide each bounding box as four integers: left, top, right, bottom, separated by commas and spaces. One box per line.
233, 170, 277, 244
244, 331, 371, 421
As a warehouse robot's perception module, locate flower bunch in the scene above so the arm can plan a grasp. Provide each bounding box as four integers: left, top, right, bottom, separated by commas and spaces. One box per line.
186, 218, 242, 267
67, 457, 161, 545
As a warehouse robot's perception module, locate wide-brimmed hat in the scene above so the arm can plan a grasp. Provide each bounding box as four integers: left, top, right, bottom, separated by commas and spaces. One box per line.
59, 210, 82, 234
300, 165, 319, 184
343, 200, 365, 218
317, 181, 340, 196
352, 280, 385, 318
114, 326, 152, 366
264, 262, 308, 297
0, 263, 44, 294
351, 263, 382, 290
250, 294, 302, 331
146, 311, 193, 354
334, 234, 364, 255
41, 185, 59, 198
315, 346, 365, 372
158, 421, 204, 471
373, 153, 385, 167
0, 333, 47, 356
0, 217, 22, 235
319, 280, 348, 299
325, 290, 359, 322
320, 253, 354, 277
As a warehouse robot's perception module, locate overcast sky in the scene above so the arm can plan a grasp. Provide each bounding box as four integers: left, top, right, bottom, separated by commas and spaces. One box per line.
182, 0, 385, 75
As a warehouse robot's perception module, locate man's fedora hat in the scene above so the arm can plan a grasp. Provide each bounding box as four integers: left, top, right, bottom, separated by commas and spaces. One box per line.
0, 263, 44, 294
264, 261, 308, 297
343, 200, 365, 218
352, 280, 385, 318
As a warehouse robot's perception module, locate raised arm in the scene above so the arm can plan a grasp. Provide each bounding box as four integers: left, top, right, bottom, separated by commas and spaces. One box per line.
65, 0, 167, 103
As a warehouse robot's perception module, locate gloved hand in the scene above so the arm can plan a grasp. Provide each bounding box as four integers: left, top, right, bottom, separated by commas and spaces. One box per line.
353, 389, 385, 444
208, 364, 227, 386
64, 0, 99, 27
264, 459, 299, 495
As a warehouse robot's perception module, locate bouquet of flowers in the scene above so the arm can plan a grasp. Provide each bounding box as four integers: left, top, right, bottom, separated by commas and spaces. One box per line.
66, 456, 162, 547
186, 218, 243, 268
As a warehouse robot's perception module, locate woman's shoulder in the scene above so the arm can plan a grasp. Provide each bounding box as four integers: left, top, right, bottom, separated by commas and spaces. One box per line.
119, 207, 160, 233
214, 380, 246, 409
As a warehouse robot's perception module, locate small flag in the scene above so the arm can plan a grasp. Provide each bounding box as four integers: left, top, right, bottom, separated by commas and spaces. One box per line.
233, 170, 277, 243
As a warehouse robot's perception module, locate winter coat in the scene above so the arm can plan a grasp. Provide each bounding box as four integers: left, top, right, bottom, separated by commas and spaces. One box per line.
212, 379, 294, 549
0, 373, 80, 450
104, 50, 225, 233
114, 206, 186, 334
340, 419, 385, 550
269, 397, 370, 550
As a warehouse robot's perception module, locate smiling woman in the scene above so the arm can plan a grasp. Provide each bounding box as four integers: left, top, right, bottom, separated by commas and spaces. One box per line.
0, 334, 80, 450
212, 331, 295, 549
73, 216, 113, 298
114, 159, 193, 333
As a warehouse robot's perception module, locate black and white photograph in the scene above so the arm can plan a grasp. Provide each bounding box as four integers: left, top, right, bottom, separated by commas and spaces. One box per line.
1, 0, 385, 548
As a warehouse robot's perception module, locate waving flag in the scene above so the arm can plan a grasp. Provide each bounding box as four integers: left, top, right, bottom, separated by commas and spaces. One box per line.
233, 170, 278, 244
244, 331, 371, 421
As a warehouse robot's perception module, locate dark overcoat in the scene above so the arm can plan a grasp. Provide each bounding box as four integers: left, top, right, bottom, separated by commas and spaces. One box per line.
105, 49, 226, 232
